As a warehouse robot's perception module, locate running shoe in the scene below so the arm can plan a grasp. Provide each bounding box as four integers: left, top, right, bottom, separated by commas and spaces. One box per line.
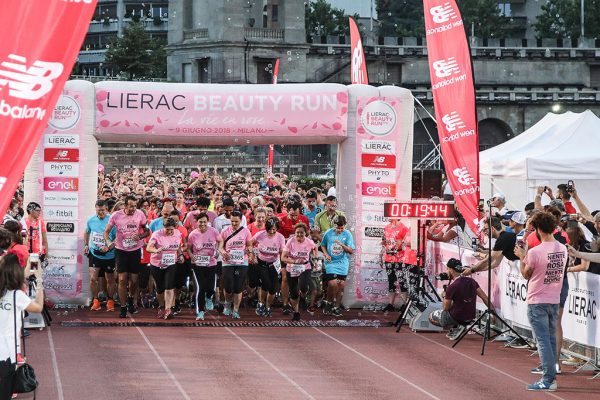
173, 304, 182, 315
90, 298, 101, 311
507, 338, 533, 349
119, 306, 127, 318
282, 304, 293, 315
205, 296, 214, 311
446, 326, 465, 340
383, 303, 395, 312
223, 303, 232, 316
164, 309, 173, 320
323, 302, 332, 315
562, 356, 584, 366
531, 364, 561, 374
256, 302, 265, 316
157, 308, 165, 319
106, 299, 115, 312
195, 311, 205, 321
292, 312, 301, 321
526, 380, 557, 391
331, 307, 342, 317
262, 308, 272, 317
232, 310, 241, 319
127, 297, 138, 315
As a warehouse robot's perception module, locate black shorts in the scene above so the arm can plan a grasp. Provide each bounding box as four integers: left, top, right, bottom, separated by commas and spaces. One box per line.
115, 248, 142, 274
150, 264, 178, 294
174, 259, 190, 288
385, 262, 408, 293
323, 273, 347, 282
88, 253, 116, 276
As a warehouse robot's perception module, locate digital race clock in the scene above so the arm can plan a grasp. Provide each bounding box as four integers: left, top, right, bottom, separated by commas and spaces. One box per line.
383, 201, 456, 220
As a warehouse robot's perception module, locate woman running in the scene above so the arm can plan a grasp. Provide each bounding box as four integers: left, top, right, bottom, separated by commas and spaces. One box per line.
247, 207, 267, 306
281, 223, 317, 321
252, 217, 286, 317
187, 212, 223, 321
218, 211, 253, 319
146, 217, 184, 319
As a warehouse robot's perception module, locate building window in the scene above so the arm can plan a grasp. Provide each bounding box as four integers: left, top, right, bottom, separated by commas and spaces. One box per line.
272, 5, 278, 22
257, 60, 275, 84
198, 59, 210, 83
498, 3, 511, 17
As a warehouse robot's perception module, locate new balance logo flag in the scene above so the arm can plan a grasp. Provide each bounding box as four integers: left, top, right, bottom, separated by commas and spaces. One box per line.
430, 2, 457, 24
442, 112, 466, 132
453, 167, 476, 186
0, 54, 63, 100
432, 57, 460, 78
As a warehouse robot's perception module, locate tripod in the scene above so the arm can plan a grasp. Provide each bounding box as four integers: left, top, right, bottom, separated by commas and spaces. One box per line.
395, 219, 442, 332
451, 200, 531, 354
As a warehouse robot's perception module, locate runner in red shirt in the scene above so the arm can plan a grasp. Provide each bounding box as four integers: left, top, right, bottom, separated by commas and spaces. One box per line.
382, 219, 409, 312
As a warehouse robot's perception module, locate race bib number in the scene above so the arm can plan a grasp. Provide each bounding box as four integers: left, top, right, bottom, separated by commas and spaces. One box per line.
229, 249, 245, 265
331, 242, 344, 256
195, 255, 211, 267
123, 238, 136, 249
288, 263, 307, 277
161, 252, 176, 266
273, 259, 281, 274
91, 232, 105, 248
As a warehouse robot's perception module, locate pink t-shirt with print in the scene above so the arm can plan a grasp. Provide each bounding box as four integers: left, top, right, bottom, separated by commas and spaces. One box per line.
285, 237, 315, 276
524, 241, 567, 304
253, 230, 285, 263
220, 226, 252, 266
188, 227, 220, 267
148, 229, 182, 268
109, 209, 147, 251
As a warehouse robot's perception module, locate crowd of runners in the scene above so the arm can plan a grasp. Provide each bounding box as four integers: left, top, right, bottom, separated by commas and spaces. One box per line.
81, 167, 359, 321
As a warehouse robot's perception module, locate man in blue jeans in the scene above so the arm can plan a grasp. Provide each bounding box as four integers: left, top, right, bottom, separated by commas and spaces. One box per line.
514, 211, 567, 392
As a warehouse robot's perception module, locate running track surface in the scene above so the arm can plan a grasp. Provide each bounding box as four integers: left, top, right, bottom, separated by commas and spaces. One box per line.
21, 308, 599, 400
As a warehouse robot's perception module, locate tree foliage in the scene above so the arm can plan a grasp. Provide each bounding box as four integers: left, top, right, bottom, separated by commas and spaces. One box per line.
104, 21, 166, 80
534, 0, 600, 40
376, 0, 512, 38
305, 0, 360, 38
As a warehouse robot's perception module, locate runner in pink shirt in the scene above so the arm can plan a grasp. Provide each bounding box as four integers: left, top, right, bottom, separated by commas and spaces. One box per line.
147, 217, 183, 319
104, 196, 150, 318
247, 207, 267, 310
187, 212, 223, 320
252, 217, 285, 317
218, 211, 253, 319
282, 223, 317, 321
382, 219, 409, 312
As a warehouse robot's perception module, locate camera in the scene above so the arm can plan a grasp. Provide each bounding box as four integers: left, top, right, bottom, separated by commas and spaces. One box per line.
435, 272, 451, 281
566, 180, 574, 193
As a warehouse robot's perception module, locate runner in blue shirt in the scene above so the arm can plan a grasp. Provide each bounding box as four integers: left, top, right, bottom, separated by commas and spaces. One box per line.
320, 215, 354, 317
84, 199, 117, 311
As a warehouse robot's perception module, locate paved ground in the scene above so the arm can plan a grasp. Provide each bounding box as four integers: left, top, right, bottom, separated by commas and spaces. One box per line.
18, 307, 600, 400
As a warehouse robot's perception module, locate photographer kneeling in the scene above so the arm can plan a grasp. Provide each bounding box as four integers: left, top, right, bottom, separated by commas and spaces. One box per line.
429, 258, 492, 340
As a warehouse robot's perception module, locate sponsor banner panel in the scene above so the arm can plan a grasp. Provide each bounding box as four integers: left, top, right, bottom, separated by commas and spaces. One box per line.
43, 206, 78, 221
43, 191, 79, 206
42, 263, 82, 299
43, 162, 79, 177
47, 234, 79, 250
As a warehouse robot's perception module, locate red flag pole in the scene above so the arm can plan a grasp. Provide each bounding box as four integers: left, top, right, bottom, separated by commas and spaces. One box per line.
349, 17, 369, 84
0, 0, 97, 217
423, 0, 480, 232
267, 59, 280, 186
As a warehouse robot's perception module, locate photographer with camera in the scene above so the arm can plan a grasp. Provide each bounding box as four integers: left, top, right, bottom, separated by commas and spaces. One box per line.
429, 258, 492, 340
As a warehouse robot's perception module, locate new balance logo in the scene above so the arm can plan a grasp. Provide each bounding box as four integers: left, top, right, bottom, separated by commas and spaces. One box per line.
374, 156, 385, 163
453, 167, 476, 186
56, 151, 68, 157
0, 54, 63, 100
442, 112, 466, 132
430, 3, 458, 24
0, 176, 6, 191
432, 58, 460, 78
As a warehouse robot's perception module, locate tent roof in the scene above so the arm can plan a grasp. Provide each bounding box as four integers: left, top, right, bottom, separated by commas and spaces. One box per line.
480, 110, 600, 179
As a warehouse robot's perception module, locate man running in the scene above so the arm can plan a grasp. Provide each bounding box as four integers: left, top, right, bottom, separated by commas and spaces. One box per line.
104, 195, 150, 318
84, 200, 117, 312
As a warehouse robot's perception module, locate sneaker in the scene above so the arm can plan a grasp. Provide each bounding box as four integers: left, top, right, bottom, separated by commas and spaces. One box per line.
492, 333, 515, 342
127, 298, 138, 315
341, 303, 350, 311
232, 310, 241, 319
531, 364, 561, 375
205, 297, 214, 311
292, 312, 301, 321
526, 380, 557, 391
262, 308, 272, 317
90, 298, 101, 311
256, 302, 265, 316
119, 306, 127, 318
157, 308, 165, 319
507, 338, 531, 349
106, 299, 115, 312
173, 305, 182, 316
223, 304, 232, 316
282, 304, 293, 315
164, 309, 173, 320
383, 303, 395, 312
307, 305, 317, 314
447, 326, 466, 340
195, 311, 205, 321
323, 302, 332, 315
331, 307, 342, 317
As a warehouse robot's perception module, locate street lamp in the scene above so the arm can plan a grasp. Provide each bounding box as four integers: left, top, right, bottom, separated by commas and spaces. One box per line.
581, 0, 585, 38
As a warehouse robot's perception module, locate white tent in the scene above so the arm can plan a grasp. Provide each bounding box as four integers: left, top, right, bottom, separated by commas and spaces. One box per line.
480, 110, 600, 211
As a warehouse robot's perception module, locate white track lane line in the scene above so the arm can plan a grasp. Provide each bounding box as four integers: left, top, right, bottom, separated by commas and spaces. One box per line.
47, 327, 65, 400
134, 323, 191, 400
411, 331, 568, 400
224, 327, 316, 400
313, 327, 442, 400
